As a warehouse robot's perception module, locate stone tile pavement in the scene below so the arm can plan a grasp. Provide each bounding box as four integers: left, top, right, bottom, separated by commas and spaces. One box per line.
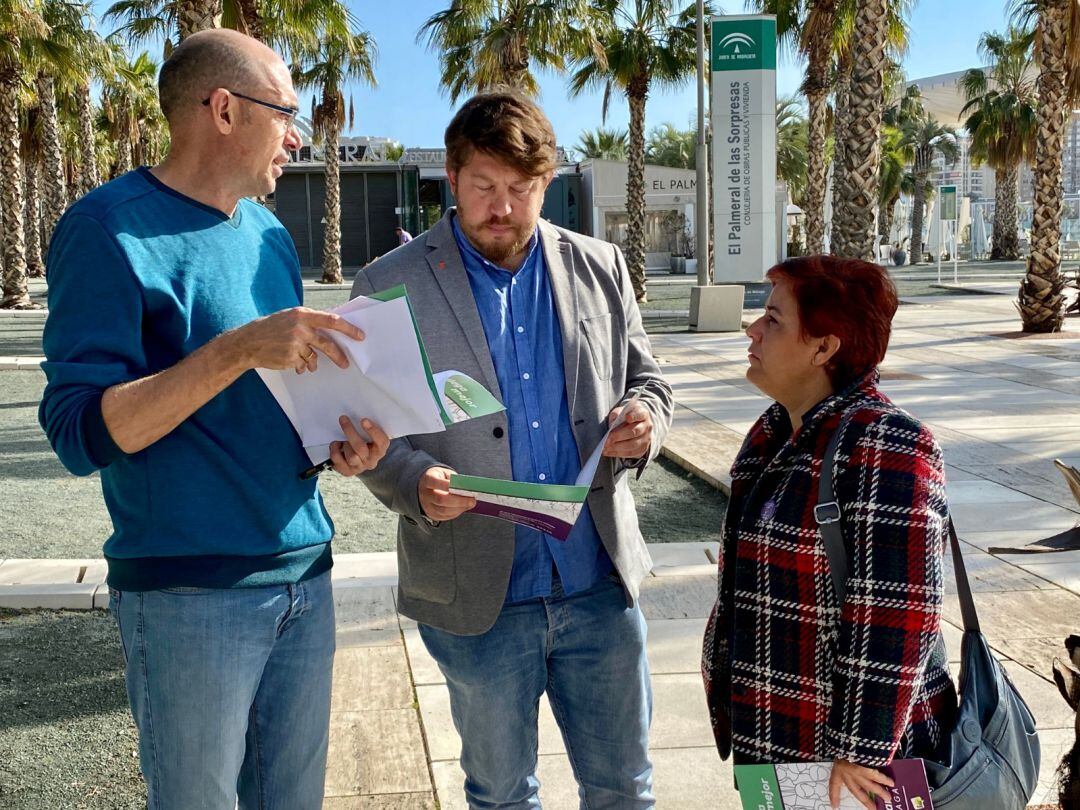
3, 293, 1078, 806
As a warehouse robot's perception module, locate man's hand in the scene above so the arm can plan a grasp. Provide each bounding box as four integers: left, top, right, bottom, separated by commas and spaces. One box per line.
229, 307, 365, 374
828, 759, 894, 810
328, 417, 390, 477
418, 466, 476, 522
602, 398, 653, 459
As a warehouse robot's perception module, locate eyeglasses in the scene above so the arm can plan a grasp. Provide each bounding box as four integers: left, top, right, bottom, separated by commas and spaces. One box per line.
202, 90, 299, 124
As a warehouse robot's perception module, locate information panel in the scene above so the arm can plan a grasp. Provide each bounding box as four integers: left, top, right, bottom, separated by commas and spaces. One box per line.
711, 15, 777, 283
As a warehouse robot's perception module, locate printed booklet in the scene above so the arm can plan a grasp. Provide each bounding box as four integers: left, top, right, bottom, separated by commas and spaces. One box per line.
734, 759, 933, 810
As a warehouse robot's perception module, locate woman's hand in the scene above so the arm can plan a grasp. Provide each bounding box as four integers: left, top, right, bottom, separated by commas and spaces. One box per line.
828, 759, 894, 810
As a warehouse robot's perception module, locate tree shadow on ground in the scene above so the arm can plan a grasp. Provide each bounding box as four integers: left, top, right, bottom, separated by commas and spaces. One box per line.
0, 609, 129, 730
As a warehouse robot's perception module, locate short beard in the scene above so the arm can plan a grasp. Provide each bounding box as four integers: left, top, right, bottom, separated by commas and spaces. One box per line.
457, 212, 532, 266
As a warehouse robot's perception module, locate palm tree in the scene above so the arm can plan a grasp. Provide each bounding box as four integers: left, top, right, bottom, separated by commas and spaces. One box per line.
418, 0, 602, 102
832, 0, 913, 260
575, 126, 629, 160
645, 123, 694, 169
753, 0, 842, 254
105, 0, 221, 46
877, 122, 913, 246
961, 28, 1037, 262
776, 96, 809, 204
569, 0, 704, 303
20, 101, 45, 277
1012, 0, 1074, 332
29, 0, 87, 247
0, 0, 48, 309
99, 49, 163, 178
904, 109, 958, 264
293, 26, 377, 284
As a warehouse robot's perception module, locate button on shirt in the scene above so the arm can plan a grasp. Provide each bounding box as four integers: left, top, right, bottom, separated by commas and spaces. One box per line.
451, 217, 613, 603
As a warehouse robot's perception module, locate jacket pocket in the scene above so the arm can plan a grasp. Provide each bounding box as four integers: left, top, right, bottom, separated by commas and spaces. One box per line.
581, 312, 614, 380
398, 527, 457, 605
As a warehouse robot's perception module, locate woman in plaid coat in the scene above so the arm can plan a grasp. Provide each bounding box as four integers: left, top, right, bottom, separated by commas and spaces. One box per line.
702, 256, 957, 808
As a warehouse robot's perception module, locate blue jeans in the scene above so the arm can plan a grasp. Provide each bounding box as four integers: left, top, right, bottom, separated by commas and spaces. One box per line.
419, 575, 654, 809
109, 571, 335, 809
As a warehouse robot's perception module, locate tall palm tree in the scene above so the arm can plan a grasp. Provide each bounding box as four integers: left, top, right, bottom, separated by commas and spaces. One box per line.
0, 0, 48, 309
877, 122, 913, 245
961, 28, 1037, 262
904, 109, 958, 264
30, 0, 86, 247
569, 0, 704, 303
575, 126, 628, 160
293, 26, 377, 284
99, 49, 162, 178
418, 0, 602, 102
776, 96, 809, 204
832, 0, 912, 259
645, 123, 694, 169
20, 101, 45, 277
753, 0, 844, 253
1013, 0, 1075, 332
105, 0, 221, 46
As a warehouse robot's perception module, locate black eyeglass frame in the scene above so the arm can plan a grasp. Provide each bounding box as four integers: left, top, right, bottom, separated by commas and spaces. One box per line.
201, 89, 299, 122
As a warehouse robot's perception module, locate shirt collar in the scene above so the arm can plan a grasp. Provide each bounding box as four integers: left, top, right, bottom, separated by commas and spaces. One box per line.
451, 213, 540, 275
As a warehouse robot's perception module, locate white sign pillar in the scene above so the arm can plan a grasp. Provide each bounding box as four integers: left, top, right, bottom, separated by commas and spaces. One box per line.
710, 15, 777, 283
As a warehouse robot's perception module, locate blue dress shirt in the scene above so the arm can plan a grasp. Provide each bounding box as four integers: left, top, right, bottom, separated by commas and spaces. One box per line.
451, 217, 613, 603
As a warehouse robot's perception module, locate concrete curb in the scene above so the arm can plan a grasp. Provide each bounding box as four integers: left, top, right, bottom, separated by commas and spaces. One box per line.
0, 357, 44, 370
0, 542, 720, 611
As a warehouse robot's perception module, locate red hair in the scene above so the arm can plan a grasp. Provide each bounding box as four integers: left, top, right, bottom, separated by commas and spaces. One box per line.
766, 256, 898, 387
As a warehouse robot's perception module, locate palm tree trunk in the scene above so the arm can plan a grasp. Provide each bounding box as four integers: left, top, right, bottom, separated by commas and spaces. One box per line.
237, 0, 264, 40
910, 173, 928, 264
829, 51, 853, 255
879, 192, 897, 245
0, 71, 32, 309
803, 10, 834, 255
24, 158, 44, 278
1022, 0, 1068, 334
76, 83, 99, 197
36, 74, 67, 248
625, 80, 648, 303
321, 118, 344, 285
992, 164, 1020, 261
177, 0, 222, 40
836, 0, 888, 261
116, 103, 134, 176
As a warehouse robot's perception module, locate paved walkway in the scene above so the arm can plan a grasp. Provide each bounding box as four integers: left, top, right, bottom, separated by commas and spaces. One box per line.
2, 292, 1078, 806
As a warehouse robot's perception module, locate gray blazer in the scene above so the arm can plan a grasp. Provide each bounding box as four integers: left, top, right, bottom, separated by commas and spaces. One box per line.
350, 210, 673, 635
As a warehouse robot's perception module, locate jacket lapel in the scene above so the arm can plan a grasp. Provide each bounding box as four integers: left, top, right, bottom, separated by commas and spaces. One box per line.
539, 220, 581, 424
424, 212, 502, 398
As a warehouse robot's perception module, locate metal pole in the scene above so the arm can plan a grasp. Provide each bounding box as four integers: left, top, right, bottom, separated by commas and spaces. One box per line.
695, 0, 709, 287
953, 220, 959, 284
936, 194, 942, 285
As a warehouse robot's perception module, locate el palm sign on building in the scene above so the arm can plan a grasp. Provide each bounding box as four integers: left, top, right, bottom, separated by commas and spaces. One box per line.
711, 15, 777, 283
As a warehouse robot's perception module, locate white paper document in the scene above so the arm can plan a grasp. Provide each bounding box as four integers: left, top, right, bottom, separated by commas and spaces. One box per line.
257, 286, 504, 463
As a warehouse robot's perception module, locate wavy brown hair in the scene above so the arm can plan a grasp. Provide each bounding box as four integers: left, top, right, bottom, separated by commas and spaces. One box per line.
444, 91, 558, 178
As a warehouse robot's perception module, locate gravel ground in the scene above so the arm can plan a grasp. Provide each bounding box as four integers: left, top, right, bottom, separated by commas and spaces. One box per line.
0, 609, 144, 809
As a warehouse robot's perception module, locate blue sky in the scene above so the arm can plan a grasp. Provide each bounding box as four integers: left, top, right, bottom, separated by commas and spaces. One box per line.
91, 0, 1010, 150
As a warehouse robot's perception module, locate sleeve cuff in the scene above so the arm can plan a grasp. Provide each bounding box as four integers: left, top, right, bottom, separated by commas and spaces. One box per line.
81, 394, 126, 468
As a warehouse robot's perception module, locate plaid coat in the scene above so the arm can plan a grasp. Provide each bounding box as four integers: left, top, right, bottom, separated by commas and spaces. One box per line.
701, 370, 957, 767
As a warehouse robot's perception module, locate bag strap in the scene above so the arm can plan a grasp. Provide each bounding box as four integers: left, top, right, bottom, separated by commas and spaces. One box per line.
815, 417, 981, 633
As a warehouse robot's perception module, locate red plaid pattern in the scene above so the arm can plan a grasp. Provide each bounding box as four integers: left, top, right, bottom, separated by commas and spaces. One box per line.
702, 370, 957, 767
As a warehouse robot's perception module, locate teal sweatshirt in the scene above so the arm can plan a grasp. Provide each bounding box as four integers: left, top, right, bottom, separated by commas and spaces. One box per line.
39, 168, 334, 590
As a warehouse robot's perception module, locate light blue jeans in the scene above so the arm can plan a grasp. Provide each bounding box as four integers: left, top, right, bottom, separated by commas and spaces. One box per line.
109, 571, 335, 809
419, 574, 654, 809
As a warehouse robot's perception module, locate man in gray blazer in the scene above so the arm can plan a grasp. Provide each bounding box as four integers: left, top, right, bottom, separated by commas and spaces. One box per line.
351, 92, 673, 808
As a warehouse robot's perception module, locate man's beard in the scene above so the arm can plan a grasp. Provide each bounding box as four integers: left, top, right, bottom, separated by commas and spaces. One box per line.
458, 213, 532, 266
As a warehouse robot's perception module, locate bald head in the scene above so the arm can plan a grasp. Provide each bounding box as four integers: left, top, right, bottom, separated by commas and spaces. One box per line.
158, 29, 283, 124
